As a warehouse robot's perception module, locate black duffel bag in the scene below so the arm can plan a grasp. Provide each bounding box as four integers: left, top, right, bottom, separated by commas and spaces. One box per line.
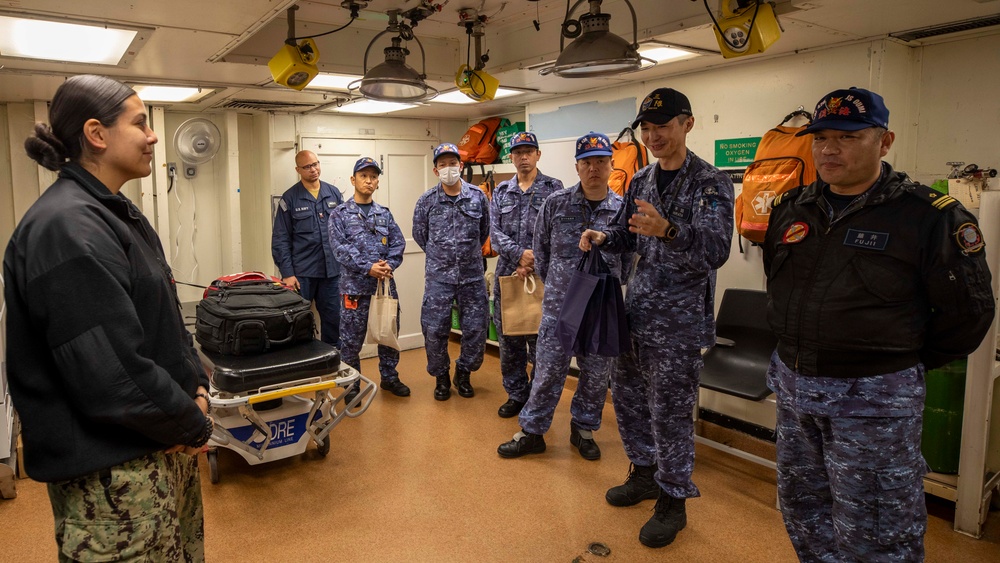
195, 279, 315, 355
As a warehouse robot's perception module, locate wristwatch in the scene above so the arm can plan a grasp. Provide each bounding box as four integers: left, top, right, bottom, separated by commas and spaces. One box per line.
661, 223, 679, 241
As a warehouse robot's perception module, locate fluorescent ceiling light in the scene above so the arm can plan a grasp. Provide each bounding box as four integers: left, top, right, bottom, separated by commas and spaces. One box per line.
332, 100, 416, 115
637, 44, 701, 67
133, 85, 210, 103
0, 15, 139, 65
432, 88, 525, 105
306, 73, 362, 90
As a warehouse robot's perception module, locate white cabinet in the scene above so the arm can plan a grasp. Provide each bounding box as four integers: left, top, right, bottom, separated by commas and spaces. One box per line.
0, 274, 16, 499
923, 188, 1000, 537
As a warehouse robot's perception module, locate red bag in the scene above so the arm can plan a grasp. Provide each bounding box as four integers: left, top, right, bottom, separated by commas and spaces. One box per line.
203, 271, 287, 299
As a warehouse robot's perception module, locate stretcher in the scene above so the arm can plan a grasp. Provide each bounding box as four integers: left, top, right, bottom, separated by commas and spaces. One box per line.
197, 339, 376, 483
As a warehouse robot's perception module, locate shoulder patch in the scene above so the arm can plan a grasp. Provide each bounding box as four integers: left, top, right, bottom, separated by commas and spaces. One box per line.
772, 186, 802, 208
906, 184, 959, 211
278, 199, 288, 212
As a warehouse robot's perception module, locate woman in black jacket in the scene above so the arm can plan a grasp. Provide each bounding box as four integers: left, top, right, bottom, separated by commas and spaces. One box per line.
3, 75, 213, 561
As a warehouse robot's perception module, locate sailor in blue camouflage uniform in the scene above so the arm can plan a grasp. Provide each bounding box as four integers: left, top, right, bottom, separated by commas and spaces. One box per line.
763, 87, 995, 562
581, 88, 734, 548
490, 131, 564, 418
272, 150, 345, 348
329, 157, 410, 397
498, 132, 624, 461
413, 143, 491, 401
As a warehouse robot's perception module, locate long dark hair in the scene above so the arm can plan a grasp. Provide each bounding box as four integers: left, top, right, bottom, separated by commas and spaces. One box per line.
24, 75, 136, 171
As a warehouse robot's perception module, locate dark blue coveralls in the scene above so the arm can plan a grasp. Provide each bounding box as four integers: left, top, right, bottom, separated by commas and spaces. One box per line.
518, 185, 624, 435
489, 171, 563, 403
271, 180, 344, 347
412, 181, 491, 380
328, 197, 406, 383
601, 151, 734, 500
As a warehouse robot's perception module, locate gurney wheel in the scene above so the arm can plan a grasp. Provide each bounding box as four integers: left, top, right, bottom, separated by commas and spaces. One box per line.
316, 437, 330, 457
207, 449, 220, 484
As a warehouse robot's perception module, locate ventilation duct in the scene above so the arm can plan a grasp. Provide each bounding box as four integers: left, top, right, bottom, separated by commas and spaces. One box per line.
891, 14, 1000, 42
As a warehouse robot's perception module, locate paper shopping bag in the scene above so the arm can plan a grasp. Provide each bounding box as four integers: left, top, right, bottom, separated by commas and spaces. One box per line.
499, 273, 545, 336
366, 279, 400, 350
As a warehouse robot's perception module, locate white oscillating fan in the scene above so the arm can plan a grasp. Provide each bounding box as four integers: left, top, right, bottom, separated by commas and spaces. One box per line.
173, 118, 221, 179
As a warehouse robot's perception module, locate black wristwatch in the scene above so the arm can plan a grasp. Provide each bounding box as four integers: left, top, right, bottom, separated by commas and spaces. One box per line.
661, 224, 679, 241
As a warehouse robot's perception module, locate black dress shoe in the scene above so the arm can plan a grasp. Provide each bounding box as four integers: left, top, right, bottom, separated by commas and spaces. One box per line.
380, 378, 411, 397
434, 374, 451, 401
454, 369, 474, 398
497, 398, 526, 418
570, 424, 601, 460
497, 431, 546, 458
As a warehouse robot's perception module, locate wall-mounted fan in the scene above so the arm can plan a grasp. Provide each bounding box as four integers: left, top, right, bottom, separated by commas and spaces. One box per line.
173, 118, 221, 179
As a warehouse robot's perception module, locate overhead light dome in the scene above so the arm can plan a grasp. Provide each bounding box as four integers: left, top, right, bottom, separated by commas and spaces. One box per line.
350, 10, 437, 103
540, 0, 652, 78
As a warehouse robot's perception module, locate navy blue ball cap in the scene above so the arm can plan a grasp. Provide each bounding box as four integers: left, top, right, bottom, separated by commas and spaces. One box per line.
433, 142, 462, 164
509, 131, 539, 150
575, 132, 613, 160
797, 87, 890, 136
353, 156, 381, 174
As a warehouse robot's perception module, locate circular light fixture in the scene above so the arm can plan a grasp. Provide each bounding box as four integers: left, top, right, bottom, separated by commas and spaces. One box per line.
539, 0, 653, 78
349, 11, 437, 103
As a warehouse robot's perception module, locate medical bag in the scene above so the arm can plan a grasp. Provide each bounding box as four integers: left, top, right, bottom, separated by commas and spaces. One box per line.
195, 273, 315, 355
735, 114, 817, 244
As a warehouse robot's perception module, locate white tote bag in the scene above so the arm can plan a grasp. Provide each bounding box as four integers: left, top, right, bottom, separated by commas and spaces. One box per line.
366, 279, 400, 350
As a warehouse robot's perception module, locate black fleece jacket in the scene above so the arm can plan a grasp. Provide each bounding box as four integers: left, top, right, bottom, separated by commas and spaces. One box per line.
763, 164, 994, 377
3, 164, 210, 482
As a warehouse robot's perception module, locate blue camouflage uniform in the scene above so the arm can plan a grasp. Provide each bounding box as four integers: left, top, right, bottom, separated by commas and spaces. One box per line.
490, 171, 563, 403
412, 180, 491, 379
272, 180, 344, 347
328, 197, 406, 382
518, 185, 624, 435
601, 151, 734, 499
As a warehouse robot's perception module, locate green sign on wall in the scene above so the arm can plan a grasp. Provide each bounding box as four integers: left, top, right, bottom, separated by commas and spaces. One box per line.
715, 137, 761, 167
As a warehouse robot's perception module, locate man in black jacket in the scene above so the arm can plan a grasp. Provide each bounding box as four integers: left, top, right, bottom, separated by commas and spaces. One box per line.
763, 87, 994, 561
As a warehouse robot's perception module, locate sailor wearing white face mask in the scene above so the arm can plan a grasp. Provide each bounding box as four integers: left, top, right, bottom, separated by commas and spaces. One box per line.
412, 143, 491, 401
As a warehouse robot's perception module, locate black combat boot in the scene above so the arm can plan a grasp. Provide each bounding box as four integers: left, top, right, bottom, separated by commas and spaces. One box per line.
570, 424, 601, 460
497, 430, 546, 458
605, 463, 660, 506
434, 374, 451, 401
343, 382, 360, 406
639, 494, 686, 548
453, 368, 474, 398
380, 378, 411, 397
497, 398, 526, 418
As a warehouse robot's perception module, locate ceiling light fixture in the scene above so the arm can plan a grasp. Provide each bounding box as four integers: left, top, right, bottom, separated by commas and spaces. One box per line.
539, 0, 652, 78
432, 87, 525, 105
132, 85, 214, 103
331, 99, 417, 115
0, 14, 149, 66
350, 9, 437, 103
637, 42, 704, 68
306, 73, 363, 90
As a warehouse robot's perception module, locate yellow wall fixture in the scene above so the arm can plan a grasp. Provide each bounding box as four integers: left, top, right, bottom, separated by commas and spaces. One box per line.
268, 38, 320, 91
711, 1, 782, 59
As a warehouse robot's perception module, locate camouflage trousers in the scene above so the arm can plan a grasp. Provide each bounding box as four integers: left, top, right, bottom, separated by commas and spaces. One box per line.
421, 278, 487, 378
47, 451, 204, 562
610, 342, 702, 499
775, 395, 927, 562
518, 317, 613, 435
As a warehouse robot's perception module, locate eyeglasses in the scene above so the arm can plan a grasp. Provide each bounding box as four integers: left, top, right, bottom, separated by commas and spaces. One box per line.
299, 162, 320, 171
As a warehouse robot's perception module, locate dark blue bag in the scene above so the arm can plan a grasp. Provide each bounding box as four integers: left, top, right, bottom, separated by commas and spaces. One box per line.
555, 251, 605, 355
556, 250, 627, 357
